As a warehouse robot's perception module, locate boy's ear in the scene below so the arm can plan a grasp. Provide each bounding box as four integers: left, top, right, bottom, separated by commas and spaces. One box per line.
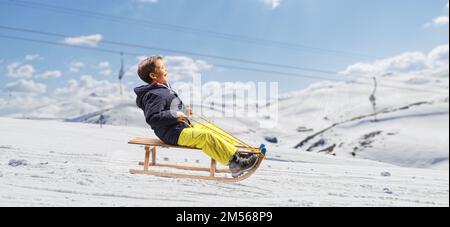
149, 73, 156, 80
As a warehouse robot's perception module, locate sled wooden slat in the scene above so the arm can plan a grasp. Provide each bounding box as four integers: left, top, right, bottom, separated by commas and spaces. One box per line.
128, 137, 264, 182
129, 169, 235, 182
138, 162, 231, 173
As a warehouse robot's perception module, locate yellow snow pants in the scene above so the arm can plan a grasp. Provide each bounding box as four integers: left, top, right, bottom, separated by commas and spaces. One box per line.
177, 123, 239, 165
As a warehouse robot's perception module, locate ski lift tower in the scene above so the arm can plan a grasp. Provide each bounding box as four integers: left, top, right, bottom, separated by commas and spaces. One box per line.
6, 88, 12, 105
118, 52, 125, 96
369, 77, 378, 122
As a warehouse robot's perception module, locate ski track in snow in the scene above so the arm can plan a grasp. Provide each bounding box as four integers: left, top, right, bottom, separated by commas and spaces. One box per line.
0, 118, 448, 207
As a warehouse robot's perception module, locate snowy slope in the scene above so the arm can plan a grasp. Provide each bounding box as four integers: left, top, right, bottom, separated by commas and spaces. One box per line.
0, 117, 448, 207
253, 73, 449, 170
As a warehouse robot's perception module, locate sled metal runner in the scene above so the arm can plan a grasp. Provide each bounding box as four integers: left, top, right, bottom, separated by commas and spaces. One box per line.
128, 138, 265, 183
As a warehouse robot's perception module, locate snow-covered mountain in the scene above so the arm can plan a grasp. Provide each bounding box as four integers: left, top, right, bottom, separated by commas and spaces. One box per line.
269, 71, 449, 170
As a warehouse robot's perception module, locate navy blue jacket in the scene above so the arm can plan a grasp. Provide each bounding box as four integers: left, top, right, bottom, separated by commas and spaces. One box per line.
134, 83, 190, 145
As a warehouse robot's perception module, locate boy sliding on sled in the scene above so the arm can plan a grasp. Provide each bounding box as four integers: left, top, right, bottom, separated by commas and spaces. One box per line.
134, 56, 258, 178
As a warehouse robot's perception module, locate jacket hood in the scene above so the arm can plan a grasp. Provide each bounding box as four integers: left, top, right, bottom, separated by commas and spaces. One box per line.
134, 84, 165, 109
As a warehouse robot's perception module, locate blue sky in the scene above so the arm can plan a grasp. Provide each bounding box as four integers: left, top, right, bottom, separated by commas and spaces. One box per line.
0, 0, 448, 97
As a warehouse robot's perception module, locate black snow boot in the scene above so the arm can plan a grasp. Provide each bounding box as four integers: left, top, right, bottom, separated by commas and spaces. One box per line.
229, 152, 259, 178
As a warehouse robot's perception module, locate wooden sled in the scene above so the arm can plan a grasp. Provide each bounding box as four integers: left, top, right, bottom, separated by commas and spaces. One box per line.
128, 137, 266, 183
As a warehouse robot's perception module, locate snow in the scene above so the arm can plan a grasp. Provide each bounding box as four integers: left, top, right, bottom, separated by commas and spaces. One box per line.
258, 73, 449, 170
0, 66, 448, 206
0, 117, 448, 207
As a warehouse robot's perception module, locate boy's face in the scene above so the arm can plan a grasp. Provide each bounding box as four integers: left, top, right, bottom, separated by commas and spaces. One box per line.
150, 59, 168, 84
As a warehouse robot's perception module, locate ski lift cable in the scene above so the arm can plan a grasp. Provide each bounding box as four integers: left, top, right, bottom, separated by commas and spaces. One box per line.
1, 0, 379, 60
0, 25, 340, 75
0, 33, 343, 82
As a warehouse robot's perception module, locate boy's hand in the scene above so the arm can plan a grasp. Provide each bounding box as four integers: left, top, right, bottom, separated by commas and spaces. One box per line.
176, 108, 193, 123
176, 111, 188, 121
186, 108, 193, 117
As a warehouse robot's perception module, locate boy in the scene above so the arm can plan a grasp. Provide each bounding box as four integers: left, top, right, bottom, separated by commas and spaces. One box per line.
134, 56, 258, 178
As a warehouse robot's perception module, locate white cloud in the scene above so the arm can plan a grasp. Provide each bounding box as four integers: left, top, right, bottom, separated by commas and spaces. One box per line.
433, 16, 449, 25
164, 56, 213, 81
0, 95, 53, 117
62, 79, 79, 94
36, 70, 62, 79
7, 63, 35, 78
340, 44, 449, 77
259, 0, 282, 9
427, 2, 450, 26
25, 54, 41, 61
63, 34, 103, 47
4, 79, 47, 94
51, 75, 129, 118
55, 75, 121, 98
1, 75, 131, 118
137, 0, 158, 3
427, 44, 449, 70
69, 61, 85, 72
98, 61, 112, 76
125, 55, 213, 82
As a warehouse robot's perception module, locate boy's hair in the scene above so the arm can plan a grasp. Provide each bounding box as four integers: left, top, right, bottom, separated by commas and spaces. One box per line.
137, 55, 163, 84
